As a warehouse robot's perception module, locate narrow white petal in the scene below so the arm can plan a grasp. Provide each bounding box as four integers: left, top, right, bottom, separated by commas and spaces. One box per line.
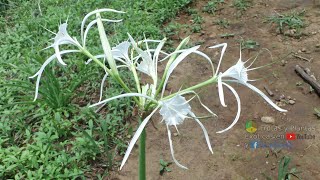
193, 50, 215, 76
208, 43, 227, 76
99, 73, 109, 102
120, 106, 160, 170
29, 50, 80, 101
179, 90, 216, 116
53, 44, 67, 66
218, 74, 227, 107
244, 83, 287, 112
189, 112, 213, 154
216, 82, 241, 133
167, 125, 188, 169
161, 46, 200, 98
81, 8, 125, 42
83, 19, 122, 47
89, 93, 157, 107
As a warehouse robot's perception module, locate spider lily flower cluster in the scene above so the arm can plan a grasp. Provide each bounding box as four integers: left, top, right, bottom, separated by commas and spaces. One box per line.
30, 8, 287, 170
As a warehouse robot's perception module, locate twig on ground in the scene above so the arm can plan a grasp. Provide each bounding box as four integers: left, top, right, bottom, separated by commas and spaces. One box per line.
292, 54, 312, 62
295, 65, 320, 96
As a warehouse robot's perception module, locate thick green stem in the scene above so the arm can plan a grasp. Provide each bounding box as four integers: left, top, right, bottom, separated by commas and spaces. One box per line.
139, 116, 146, 180
162, 76, 218, 100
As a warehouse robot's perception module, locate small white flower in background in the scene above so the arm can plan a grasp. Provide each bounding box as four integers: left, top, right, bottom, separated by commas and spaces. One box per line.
213, 47, 287, 133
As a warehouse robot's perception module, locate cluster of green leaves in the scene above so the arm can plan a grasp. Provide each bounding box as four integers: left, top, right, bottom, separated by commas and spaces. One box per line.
232, 0, 252, 12
202, 0, 224, 14
267, 10, 305, 35
0, 0, 192, 178
159, 159, 172, 175
214, 18, 230, 28
239, 39, 260, 50
278, 156, 301, 180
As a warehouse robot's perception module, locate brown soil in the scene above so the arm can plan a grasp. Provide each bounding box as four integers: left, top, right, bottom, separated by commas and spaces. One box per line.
112, 0, 320, 179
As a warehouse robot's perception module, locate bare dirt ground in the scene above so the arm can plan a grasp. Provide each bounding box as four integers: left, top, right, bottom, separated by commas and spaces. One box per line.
112, 0, 320, 179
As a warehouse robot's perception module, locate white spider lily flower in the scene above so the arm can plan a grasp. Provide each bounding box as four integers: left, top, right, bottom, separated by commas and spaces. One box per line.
112, 41, 131, 62
214, 48, 287, 133
90, 93, 213, 170
29, 50, 80, 101
128, 33, 165, 83
44, 23, 81, 66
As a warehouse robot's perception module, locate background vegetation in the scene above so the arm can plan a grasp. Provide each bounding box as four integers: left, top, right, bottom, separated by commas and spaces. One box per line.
0, 0, 192, 178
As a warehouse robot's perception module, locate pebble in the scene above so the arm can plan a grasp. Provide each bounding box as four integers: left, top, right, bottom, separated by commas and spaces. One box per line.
173, 132, 179, 137
301, 47, 307, 52
289, 100, 295, 105
261, 116, 275, 124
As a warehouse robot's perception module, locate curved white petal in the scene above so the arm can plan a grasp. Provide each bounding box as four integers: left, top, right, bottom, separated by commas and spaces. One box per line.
161, 46, 200, 98
179, 90, 216, 116
89, 93, 157, 107
208, 43, 227, 76
83, 19, 123, 47
81, 8, 125, 42
243, 82, 287, 112
189, 112, 213, 154
166, 125, 188, 169
217, 74, 227, 107
53, 43, 67, 66
29, 50, 80, 101
120, 106, 160, 170
216, 82, 241, 133
99, 73, 109, 102
193, 50, 215, 76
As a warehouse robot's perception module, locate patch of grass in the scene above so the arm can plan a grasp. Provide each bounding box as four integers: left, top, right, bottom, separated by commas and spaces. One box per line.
191, 13, 204, 24
219, 33, 235, 38
164, 22, 183, 38
214, 18, 230, 28
267, 10, 305, 35
191, 24, 202, 33
186, 8, 198, 15
202, 0, 224, 14
240, 39, 260, 50
232, 0, 252, 12
278, 156, 301, 180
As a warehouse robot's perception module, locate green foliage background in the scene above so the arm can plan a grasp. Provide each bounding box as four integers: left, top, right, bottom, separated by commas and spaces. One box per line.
0, 0, 192, 178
